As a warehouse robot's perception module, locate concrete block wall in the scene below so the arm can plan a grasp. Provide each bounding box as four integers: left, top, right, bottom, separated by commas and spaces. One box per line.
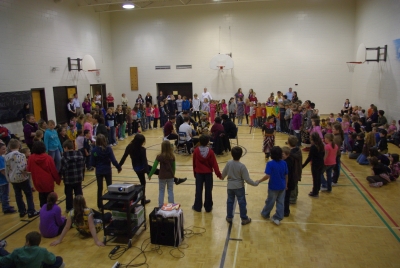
351, 0, 400, 122
110, 0, 356, 114
0, 0, 114, 135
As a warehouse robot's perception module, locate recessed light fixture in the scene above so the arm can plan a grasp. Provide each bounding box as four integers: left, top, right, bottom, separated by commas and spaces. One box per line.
122, 1, 135, 9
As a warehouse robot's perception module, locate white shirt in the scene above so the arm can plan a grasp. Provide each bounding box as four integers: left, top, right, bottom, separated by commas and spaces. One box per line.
95, 95, 102, 104
179, 122, 192, 141
73, 97, 81, 108
121, 97, 128, 106
201, 92, 212, 102
192, 98, 201, 111
67, 102, 75, 112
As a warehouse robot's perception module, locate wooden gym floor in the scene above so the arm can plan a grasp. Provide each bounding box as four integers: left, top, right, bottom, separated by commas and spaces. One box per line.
1, 126, 399, 268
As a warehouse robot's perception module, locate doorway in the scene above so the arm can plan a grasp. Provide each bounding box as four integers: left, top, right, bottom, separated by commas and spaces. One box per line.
31, 88, 48, 122
156, 83, 193, 99
90, 84, 107, 108
53, 86, 77, 123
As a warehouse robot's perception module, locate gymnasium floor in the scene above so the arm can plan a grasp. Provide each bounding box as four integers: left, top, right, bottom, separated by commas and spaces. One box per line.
1, 126, 399, 268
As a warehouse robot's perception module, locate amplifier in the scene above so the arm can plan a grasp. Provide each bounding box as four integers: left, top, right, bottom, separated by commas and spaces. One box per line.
149, 208, 184, 247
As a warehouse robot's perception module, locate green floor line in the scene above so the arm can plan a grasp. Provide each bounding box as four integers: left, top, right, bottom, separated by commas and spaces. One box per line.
341, 167, 400, 242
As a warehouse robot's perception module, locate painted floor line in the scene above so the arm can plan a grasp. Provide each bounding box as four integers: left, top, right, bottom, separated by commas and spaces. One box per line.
340, 166, 400, 242
250, 220, 388, 229
341, 162, 400, 229
232, 184, 246, 268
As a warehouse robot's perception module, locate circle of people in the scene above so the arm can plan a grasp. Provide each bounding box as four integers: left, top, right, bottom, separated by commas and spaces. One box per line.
0, 89, 399, 268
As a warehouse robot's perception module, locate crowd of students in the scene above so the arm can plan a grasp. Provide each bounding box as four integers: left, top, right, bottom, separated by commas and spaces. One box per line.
1, 90, 400, 267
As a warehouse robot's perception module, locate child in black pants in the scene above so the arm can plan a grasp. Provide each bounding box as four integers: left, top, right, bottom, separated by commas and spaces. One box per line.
83, 130, 93, 171
282, 147, 295, 217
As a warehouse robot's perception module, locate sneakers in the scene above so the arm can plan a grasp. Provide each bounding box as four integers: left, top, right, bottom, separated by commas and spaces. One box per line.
284, 212, 290, 217
241, 218, 252, 225
0, 240, 6, 248
113, 143, 117, 146
19, 212, 27, 218
331, 182, 338, 186
175, 178, 187, 185
87, 167, 94, 171
144, 199, 151, 205
271, 218, 280, 226
192, 206, 201, 212
3, 208, 17, 214
341, 151, 347, 155
109, 144, 113, 147
369, 182, 383, 187
59, 263, 66, 268
320, 187, 328, 191
119, 138, 124, 141
308, 192, 319, 198
28, 211, 40, 218
226, 217, 233, 223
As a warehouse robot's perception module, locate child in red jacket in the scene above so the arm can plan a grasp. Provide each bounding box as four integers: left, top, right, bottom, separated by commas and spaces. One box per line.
27, 141, 60, 207
192, 135, 222, 212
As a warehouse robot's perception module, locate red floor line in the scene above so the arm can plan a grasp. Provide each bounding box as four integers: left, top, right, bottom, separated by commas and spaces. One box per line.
341, 162, 400, 228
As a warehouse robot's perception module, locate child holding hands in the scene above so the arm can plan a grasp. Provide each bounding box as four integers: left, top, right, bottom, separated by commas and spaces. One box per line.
148, 141, 176, 208
221, 146, 259, 225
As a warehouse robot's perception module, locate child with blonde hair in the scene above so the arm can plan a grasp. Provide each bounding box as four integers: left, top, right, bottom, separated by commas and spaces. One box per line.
33, 130, 43, 142
148, 141, 176, 207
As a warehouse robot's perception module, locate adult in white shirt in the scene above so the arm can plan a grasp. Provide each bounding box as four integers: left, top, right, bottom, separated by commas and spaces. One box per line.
121, 93, 128, 107
285, 87, 293, 101
178, 116, 194, 153
72, 93, 81, 116
201, 88, 212, 102
95, 91, 102, 105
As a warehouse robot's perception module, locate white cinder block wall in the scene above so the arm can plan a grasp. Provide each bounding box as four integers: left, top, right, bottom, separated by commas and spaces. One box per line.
0, 0, 115, 134
351, 0, 400, 122
111, 0, 356, 114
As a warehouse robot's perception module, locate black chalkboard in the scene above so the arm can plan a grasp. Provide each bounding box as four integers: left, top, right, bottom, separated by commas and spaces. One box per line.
0, 91, 32, 124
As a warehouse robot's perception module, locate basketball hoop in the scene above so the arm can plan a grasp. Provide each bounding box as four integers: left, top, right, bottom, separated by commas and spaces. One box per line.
88, 69, 101, 76
346, 61, 363, 72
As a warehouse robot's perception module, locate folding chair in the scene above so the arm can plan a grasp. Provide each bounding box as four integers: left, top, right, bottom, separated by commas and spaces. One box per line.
230, 126, 239, 147
177, 132, 189, 155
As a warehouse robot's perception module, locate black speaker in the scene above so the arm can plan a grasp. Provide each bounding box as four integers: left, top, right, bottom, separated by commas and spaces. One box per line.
149, 208, 184, 247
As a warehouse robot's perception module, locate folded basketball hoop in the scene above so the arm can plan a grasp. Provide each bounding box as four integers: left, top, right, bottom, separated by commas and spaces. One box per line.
88, 69, 101, 76
346, 61, 363, 72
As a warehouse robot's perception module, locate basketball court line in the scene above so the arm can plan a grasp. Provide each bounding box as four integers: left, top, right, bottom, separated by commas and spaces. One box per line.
232, 183, 247, 268
341, 162, 400, 230
249, 220, 389, 229
340, 164, 400, 242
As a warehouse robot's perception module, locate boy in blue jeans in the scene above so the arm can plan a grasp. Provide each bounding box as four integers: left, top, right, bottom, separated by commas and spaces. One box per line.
0, 143, 16, 214
221, 146, 259, 225
258, 146, 288, 226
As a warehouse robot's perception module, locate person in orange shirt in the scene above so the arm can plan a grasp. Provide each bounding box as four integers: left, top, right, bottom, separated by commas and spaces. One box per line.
256, 103, 263, 128
261, 103, 267, 124
367, 104, 375, 118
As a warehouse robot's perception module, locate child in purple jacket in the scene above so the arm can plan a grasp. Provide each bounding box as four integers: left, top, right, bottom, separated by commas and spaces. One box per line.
291, 105, 302, 146
39, 192, 66, 238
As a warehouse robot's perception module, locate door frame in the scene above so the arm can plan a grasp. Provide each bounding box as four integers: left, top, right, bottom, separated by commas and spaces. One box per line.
31, 88, 48, 122
90, 83, 107, 109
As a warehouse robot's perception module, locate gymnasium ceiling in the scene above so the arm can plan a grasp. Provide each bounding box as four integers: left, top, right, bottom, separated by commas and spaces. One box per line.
75, 0, 282, 12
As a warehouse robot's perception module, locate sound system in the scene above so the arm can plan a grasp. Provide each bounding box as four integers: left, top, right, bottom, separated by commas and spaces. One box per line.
149, 208, 184, 247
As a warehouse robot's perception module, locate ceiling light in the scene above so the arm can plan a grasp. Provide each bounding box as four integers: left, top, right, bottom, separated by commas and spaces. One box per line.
122, 1, 135, 9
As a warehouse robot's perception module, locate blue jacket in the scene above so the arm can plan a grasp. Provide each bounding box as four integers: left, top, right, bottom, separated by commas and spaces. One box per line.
44, 129, 63, 152
182, 100, 190, 111
90, 146, 121, 175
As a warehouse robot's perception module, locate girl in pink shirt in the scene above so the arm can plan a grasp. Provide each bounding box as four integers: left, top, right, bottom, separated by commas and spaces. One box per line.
321, 133, 338, 192
153, 104, 160, 129
221, 99, 228, 115
341, 114, 351, 153
310, 118, 323, 139
209, 100, 217, 123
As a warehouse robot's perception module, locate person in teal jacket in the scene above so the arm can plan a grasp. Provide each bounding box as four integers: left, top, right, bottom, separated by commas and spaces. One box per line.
0, 231, 65, 268
44, 120, 63, 171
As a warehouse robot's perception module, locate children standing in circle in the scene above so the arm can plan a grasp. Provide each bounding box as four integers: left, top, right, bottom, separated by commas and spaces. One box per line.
90, 134, 122, 209
258, 146, 288, 226
302, 133, 325, 197
262, 116, 276, 160
44, 120, 63, 171
148, 141, 176, 208
228, 97, 237, 123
